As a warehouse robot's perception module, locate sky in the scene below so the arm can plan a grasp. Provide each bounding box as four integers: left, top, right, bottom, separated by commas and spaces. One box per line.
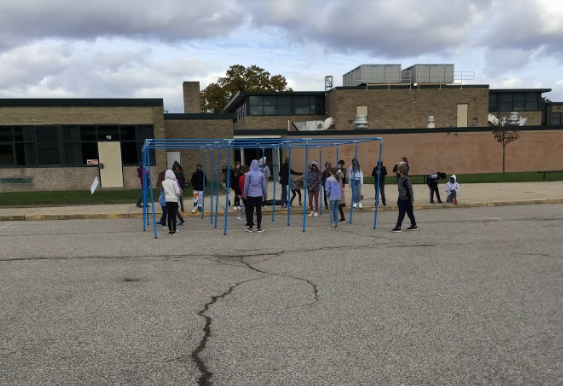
1, 0, 562, 113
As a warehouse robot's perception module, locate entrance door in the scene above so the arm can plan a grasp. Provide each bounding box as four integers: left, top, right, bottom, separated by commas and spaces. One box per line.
457, 104, 468, 127
97, 142, 124, 188
167, 151, 181, 169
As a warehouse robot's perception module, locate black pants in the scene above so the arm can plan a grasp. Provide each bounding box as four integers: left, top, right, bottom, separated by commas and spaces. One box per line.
375, 183, 386, 205
339, 204, 345, 220
429, 183, 441, 202
245, 196, 262, 229
166, 202, 179, 233
291, 190, 301, 205
396, 199, 416, 228
323, 189, 328, 208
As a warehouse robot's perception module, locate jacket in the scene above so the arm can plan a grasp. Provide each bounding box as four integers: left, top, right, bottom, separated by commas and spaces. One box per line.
162, 170, 181, 203
397, 176, 414, 202
172, 161, 187, 189
290, 177, 302, 191
244, 160, 268, 199
325, 175, 342, 201
348, 166, 364, 186
239, 174, 247, 199
262, 165, 271, 179
338, 166, 347, 185
191, 170, 206, 191
279, 163, 302, 185
427, 172, 443, 187
445, 175, 460, 194
371, 165, 387, 185
307, 169, 322, 192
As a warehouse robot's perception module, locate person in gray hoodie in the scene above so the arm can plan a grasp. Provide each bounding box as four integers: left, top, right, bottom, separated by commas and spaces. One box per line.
243, 159, 268, 233
391, 164, 417, 233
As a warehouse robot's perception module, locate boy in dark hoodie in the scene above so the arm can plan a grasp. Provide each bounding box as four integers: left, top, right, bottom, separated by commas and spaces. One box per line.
392, 164, 417, 233
173, 161, 187, 212
371, 161, 387, 206
190, 164, 206, 213
427, 171, 447, 203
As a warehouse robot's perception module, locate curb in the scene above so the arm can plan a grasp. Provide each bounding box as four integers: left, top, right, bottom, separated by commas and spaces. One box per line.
1, 199, 562, 222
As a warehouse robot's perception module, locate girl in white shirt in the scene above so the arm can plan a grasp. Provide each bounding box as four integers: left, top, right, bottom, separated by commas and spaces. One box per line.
348, 158, 364, 208
162, 170, 182, 235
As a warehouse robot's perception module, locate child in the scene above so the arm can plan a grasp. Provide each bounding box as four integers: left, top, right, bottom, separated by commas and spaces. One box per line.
445, 175, 460, 204
427, 172, 447, 203
307, 161, 322, 217
391, 164, 417, 233
325, 167, 342, 230
156, 171, 167, 227
258, 157, 271, 209
237, 165, 249, 221
173, 162, 186, 212
190, 164, 206, 213
232, 161, 241, 210
348, 158, 364, 208
371, 161, 387, 206
290, 176, 304, 207
162, 169, 182, 235
337, 170, 346, 222
322, 162, 332, 210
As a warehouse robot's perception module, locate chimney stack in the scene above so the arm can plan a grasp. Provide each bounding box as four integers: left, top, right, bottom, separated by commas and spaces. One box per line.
183, 81, 201, 113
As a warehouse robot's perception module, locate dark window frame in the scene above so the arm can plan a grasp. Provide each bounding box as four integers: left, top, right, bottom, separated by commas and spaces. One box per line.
247, 95, 325, 116
490, 92, 540, 112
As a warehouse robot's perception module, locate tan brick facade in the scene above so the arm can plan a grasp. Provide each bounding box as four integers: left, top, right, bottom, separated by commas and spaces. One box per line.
325, 86, 489, 129
183, 82, 201, 113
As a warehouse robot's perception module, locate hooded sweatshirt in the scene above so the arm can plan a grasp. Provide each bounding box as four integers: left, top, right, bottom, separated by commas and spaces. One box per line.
162, 170, 181, 203
445, 175, 460, 194
244, 160, 268, 199
259, 158, 271, 179
172, 161, 186, 189
307, 167, 323, 192
191, 169, 206, 191
325, 175, 342, 201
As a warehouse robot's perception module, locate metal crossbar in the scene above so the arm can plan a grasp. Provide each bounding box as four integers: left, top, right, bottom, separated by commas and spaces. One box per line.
141, 137, 383, 238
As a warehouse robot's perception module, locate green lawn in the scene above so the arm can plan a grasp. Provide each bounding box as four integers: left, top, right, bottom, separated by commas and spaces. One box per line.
0, 184, 223, 207
362, 171, 563, 185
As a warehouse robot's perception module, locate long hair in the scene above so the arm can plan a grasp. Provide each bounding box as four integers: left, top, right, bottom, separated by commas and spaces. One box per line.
351, 158, 361, 171
329, 167, 341, 183
402, 157, 409, 165
156, 171, 165, 189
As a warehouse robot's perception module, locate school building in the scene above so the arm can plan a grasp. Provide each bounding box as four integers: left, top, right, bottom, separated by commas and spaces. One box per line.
1, 63, 562, 192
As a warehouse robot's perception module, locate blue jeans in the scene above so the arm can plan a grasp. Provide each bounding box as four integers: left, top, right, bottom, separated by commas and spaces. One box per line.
281, 184, 288, 206
329, 199, 340, 227
159, 205, 168, 225
351, 180, 362, 204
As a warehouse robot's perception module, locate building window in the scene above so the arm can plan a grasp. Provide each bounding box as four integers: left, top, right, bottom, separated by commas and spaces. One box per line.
247, 94, 325, 116
552, 113, 562, 125
490, 92, 539, 112
0, 124, 154, 167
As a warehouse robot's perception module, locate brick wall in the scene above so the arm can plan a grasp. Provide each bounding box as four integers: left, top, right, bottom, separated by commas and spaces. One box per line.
183, 82, 201, 113
326, 87, 489, 129
234, 115, 327, 131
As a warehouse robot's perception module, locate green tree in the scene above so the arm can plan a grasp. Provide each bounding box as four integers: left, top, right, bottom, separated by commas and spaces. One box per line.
201, 64, 292, 113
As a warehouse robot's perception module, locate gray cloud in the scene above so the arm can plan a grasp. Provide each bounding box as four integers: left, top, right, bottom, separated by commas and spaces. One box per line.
0, 0, 246, 52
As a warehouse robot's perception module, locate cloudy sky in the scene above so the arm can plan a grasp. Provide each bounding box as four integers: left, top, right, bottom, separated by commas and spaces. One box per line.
1, 0, 562, 112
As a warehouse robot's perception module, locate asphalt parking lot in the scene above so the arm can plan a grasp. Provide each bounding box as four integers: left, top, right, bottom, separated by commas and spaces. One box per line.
1, 204, 562, 385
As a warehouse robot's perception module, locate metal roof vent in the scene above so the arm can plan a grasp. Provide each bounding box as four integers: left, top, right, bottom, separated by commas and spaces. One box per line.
354, 115, 368, 129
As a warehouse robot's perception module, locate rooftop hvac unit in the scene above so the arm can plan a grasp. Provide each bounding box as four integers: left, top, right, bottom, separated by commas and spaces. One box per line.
402, 64, 454, 84
343, 64, 402, 86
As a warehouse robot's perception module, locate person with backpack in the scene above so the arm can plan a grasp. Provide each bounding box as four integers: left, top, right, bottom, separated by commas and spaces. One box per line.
391, 164, 417, 233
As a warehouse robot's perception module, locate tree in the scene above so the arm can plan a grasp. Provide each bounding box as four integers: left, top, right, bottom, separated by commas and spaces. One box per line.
201, 65, 292, 113
491, 113, 521, 174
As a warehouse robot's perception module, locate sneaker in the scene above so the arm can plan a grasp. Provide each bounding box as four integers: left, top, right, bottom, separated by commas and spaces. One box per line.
198, 207, 203, 212
264, 205, 269, 210
299, 203, 302, 206
328, 226, 335, 230
236, 216, 243, 220
308, 212, 314, 217
453, 199, 458, 204
159, 223, 167, 227
257, 228, 265, 233
353, 203, 357, 208
430, 201, 435, 204
358, 203, 363, 209
391, 227, 402, 233
438, 201, 444, 204
245, 227, 253, 233
178, 221, 185, 226
407, 225, 418, 231
339, 218, 346, 222
192, 208, 197, 213
314, 212, 319, 217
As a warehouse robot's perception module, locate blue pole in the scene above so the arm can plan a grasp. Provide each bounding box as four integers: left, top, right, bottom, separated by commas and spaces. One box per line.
373, 139, 383, 229
214, 146, 221, 229
287, 145, 291, 226
201, 148, 206, 220
272, 145, 277, 222
147, 147, 158, 238
303, 140, 309, 232
142, 148, 146, 231
319, 147, 323, 216
210, 146, 214, 224
224, 141, 232, 235
349, 142, 359, 224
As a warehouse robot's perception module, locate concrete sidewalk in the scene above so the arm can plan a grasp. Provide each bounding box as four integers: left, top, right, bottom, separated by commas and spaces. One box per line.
1, 181, 562, 221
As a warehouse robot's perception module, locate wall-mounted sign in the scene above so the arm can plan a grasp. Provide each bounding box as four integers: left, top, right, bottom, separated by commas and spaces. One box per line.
87, 159, 99, 165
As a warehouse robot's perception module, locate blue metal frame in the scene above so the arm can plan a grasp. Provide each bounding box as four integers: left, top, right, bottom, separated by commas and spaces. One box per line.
141, 137, 383, 237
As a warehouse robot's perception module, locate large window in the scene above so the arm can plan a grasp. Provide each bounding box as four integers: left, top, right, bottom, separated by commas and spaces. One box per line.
551, 113, 563, 126
247, 94, 325, 116
0, 125, 154, 167
489, 92, 539, 112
